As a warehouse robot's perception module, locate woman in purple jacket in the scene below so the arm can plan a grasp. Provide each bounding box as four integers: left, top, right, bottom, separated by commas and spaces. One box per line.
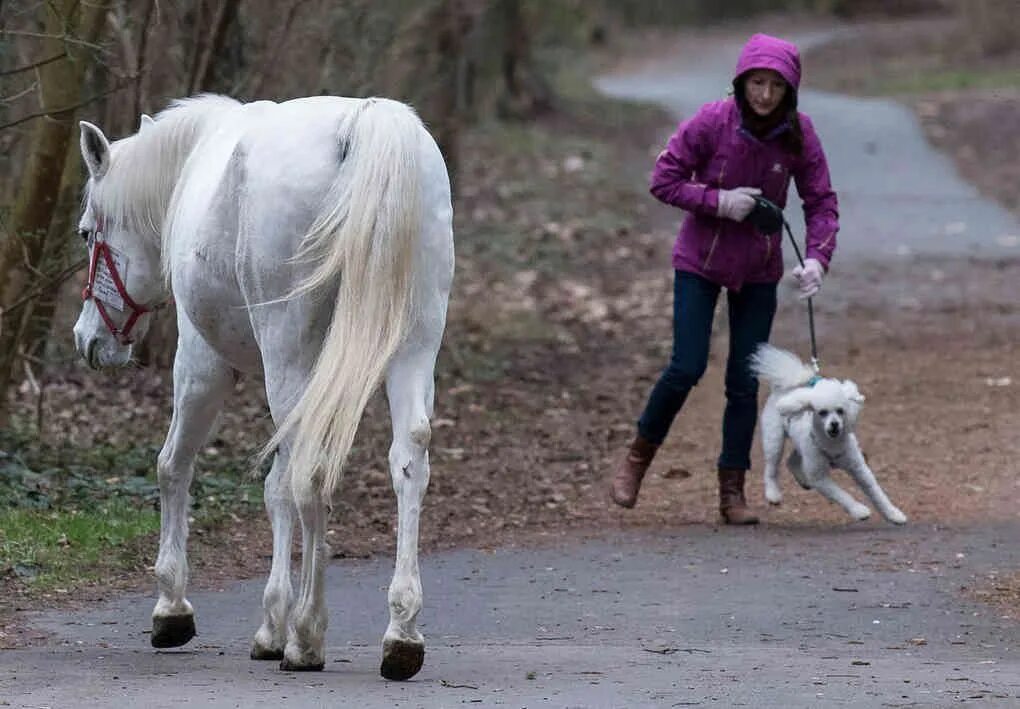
610, 33, 839, 523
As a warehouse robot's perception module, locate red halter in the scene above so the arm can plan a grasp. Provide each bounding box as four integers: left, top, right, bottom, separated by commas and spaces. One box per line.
81, 215, 158, 346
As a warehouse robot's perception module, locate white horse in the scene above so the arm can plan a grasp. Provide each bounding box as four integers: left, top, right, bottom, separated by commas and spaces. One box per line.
72, 94, 454, 680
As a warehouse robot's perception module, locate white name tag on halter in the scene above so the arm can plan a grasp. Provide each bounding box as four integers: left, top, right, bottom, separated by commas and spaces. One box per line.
93, 240, 129, 312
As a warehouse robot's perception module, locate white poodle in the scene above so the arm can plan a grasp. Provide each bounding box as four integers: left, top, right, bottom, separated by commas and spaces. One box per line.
750, 344, 907, 525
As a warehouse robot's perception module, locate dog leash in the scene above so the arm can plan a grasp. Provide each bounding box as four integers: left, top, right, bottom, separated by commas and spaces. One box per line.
748, 196, 820, 373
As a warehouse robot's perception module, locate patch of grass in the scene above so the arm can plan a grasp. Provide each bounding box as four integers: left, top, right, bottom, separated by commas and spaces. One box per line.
0, 427, 264, 594
0, 500, 159, 590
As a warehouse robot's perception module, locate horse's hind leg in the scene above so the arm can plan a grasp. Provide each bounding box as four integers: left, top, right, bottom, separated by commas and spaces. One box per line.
251, 447, 296, 660
152, 322, 233, 648
281, 478, 328, 671
379, 334, 441, 681
259, 325, 328, 671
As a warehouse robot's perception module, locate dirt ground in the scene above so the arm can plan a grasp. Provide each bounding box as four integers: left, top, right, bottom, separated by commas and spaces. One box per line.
3, 12, 1019, 645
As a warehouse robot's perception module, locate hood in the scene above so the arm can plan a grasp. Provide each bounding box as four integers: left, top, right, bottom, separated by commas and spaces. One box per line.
735, 33, 801, 90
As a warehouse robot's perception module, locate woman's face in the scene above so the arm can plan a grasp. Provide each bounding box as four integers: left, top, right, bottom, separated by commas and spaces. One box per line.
743, 69, 787, 117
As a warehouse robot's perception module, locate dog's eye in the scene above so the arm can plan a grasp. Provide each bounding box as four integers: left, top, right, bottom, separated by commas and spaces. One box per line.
818, 409, 828, 417
836, 407, 844, 415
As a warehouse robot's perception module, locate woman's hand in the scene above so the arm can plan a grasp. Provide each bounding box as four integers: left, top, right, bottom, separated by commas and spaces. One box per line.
791, 258, 824, 299
716, 187, 762, 222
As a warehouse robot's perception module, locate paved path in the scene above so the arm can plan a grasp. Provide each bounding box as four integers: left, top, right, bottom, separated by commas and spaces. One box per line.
6, 28, 1020, 709
5, 523, 1020, 707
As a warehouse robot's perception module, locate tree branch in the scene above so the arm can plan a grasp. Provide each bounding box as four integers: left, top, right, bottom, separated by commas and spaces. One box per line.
0, 52, 67, 77
0, 29, 105, 51
1, 81, 40, 105
0, 256, 88, 321
0, 76, 135, 131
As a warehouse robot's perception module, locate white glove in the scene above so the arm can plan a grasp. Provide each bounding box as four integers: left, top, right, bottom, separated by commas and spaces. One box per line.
716, 187, 761, 222
791, 258, 824, 299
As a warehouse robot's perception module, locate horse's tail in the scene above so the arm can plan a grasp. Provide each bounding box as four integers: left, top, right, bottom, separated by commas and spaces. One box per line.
266, 97, 424, 500
748, 343, 816, 391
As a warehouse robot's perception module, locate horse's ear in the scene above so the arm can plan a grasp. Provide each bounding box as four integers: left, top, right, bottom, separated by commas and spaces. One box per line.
139, 114, 155, 130
80, 121, 110, 180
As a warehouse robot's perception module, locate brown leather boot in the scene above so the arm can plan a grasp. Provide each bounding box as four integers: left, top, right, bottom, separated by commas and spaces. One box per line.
718, 468, 759, 525
610, 435, 658, 508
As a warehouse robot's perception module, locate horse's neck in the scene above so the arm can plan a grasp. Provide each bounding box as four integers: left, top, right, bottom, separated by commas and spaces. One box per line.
114, 105, 230, 241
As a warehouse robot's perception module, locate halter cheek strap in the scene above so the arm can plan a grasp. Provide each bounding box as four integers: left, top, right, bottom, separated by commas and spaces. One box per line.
81, 215, 163, 346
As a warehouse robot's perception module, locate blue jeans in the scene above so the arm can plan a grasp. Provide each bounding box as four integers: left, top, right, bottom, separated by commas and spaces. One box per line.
637, 271, 777, 470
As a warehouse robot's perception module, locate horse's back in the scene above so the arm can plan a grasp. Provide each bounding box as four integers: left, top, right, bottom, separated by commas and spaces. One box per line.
170, 94, 452, 367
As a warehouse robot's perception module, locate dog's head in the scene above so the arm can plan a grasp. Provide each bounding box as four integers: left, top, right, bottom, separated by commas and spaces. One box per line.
775, 378, 865, 439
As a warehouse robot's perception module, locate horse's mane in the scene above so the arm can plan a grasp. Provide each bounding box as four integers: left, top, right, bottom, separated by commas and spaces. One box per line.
86, 94, 241, 240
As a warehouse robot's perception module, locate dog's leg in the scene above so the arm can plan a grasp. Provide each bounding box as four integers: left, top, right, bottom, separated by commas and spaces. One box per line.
810, 473, 871, 521
843, 436, 907, 525
760, 406, 786, 505
786, 450, 811, 490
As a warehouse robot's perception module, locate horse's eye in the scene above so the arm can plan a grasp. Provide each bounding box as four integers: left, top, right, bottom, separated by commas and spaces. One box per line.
77, 228, 90, 241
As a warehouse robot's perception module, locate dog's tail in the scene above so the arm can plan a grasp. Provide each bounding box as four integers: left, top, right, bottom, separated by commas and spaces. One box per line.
749, 344, 816, 391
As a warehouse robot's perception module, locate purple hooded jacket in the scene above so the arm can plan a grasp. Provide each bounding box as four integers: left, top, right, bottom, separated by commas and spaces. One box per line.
650, 34, 839, 291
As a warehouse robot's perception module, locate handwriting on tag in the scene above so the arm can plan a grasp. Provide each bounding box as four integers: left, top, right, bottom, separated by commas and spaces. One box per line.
93, 244, 128, 312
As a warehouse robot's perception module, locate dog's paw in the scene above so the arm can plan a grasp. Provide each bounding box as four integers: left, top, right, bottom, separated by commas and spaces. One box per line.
850, 504, 871, 521
764, 485, 783, 506
884, 507, 907, 525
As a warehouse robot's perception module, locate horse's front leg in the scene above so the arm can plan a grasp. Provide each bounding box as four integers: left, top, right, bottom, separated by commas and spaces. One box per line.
379, 342, 438, 681
152, 324, 233, 648
251, 447, 296, 660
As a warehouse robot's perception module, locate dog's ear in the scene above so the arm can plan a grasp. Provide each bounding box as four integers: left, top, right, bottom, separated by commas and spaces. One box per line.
775, 389, 813, 417
841, 380, 865, 403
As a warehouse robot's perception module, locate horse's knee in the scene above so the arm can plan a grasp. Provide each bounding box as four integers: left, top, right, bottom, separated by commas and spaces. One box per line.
409, 416, 430, 448
156, 449, 191, 491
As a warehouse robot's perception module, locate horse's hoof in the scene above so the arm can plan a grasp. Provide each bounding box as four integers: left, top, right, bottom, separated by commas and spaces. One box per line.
250, 643, 285, 661
380, 639, 424, 681
279, 657, 324, 672
151, 614, 196, 648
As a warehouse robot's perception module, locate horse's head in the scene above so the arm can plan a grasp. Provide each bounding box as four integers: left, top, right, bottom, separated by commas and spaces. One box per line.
74, 118, 166, 369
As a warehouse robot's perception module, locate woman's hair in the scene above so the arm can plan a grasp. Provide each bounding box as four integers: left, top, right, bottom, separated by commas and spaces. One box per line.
732, 74, 804, 156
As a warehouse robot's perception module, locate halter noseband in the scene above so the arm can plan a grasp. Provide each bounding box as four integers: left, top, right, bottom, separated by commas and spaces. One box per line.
81, 214, 166, 346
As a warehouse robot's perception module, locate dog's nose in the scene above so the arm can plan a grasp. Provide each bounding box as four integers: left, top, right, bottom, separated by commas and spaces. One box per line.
827, 424, 840, 437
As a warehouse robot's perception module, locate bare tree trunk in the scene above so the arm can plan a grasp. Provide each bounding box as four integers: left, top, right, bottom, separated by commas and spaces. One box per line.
962, 0, 1018, 56
0, 0, 108, 424
494, 0, 551, 120
132, 0, 157, 119
244, 0, 315, 98
26, 123, 89, 361
378, 0, 473, 187
188, 0, 242, 93
425, 0, 473, 188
